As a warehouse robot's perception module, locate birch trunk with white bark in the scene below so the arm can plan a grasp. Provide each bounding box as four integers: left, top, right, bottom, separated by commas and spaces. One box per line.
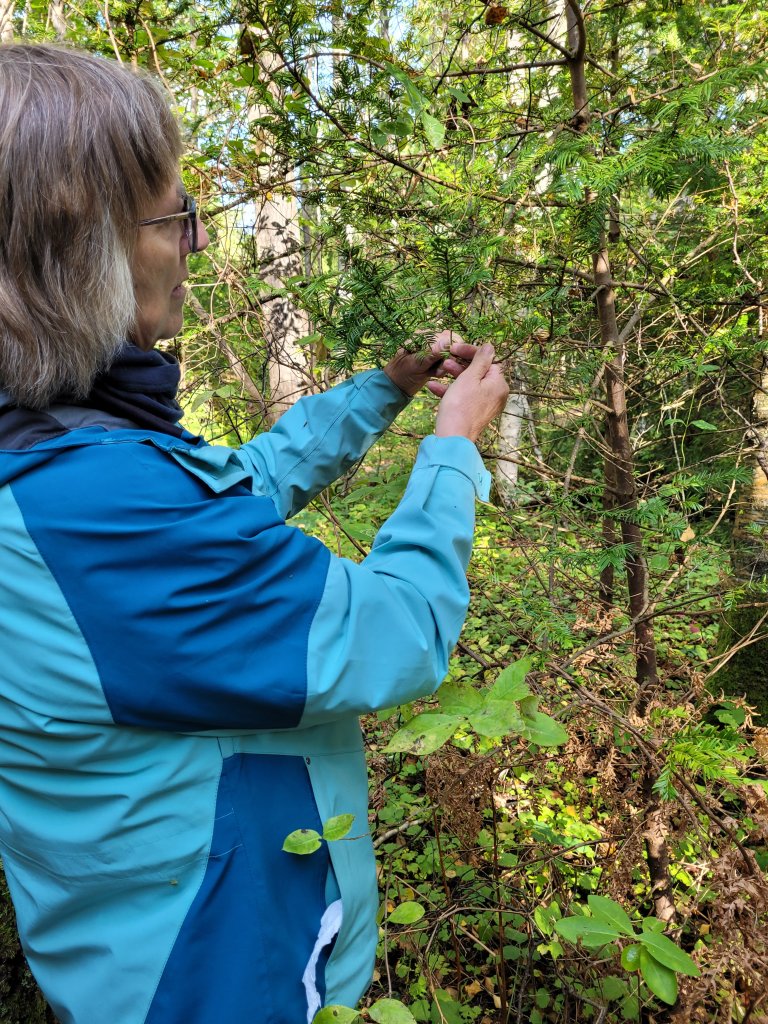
48, 0, 66, 37
245, 36, 312, 422
254, 187, 311, 420
0, 0, 15, 42
495, 390, 527, 505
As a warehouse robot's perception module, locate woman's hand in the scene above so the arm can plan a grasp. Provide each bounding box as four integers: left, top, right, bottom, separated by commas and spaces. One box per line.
382, 330, 478, 397
434, 343, 509, 443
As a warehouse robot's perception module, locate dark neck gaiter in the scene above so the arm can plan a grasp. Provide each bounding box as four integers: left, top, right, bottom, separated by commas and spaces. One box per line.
84, 343, 186, 438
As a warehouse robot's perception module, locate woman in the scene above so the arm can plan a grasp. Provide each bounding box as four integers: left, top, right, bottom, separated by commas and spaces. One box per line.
0, 43, 508, 1024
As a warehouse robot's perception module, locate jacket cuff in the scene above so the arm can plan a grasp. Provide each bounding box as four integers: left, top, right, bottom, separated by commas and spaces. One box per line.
418, 435, 492, 501
354, 369, 413, 415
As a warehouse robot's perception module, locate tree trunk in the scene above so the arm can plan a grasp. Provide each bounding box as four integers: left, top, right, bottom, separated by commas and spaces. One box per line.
48, 0, 66, 37
565, 0, 658, 703
495, 388, 528, 505
714, 349, 768, 721
565, 0, 672, 924
0, 0, 14, 42
244, 31, 313, 422
599, 435, 617, 610
255, 186, 312, 421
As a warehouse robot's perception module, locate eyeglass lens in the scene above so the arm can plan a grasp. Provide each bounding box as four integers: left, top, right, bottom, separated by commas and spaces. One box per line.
184, 197, 198, 254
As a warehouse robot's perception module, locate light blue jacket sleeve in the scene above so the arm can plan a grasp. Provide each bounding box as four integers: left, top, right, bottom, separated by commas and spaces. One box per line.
232, 370, 410, 519
300, 434, 492, 725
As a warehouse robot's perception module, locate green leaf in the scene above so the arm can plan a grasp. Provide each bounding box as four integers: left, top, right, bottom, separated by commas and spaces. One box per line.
555, 916, 621, 947
438, 680, 483, 716
421, 112, 445, 148
691, 419, 717, 431
312, 1007, 361, 1024
388, 901, 426, 925
534, 905, 556, 936
385, 62, 429, 114
431, 991, 462, 1024
587, 895, 635, 937
369, 998, 418, 1023
518, 695, 538, 718
322, 814, 355, 842
618, 937, 643, 970
190, 389, 215, 412
488, 659, 532, 702
520, 711, 569, 747
620, 993, 640, 1021
383, 713, 460, 755
468, 702, 526, 738
714, 703, 747, 727
382, 115, 414, 138
282, 828, 322, 855
637, 931, 700, 976
639, 946, 678, 1004
539, 939, 564, 960
601, 975, 628, 1000
446, 85, 473, 104
641, 917, 666, 933
621, 943, 642, 971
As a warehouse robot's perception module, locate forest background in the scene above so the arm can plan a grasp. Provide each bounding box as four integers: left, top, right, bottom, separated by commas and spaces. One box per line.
2, 0, 768, 1021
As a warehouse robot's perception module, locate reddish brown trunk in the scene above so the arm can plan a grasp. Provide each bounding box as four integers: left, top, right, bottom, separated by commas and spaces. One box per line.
565, 0, 671, 924
595, 260, 658, 703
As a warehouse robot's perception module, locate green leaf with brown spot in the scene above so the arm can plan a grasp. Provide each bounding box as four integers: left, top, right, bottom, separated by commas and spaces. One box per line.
282, 828, 322, 855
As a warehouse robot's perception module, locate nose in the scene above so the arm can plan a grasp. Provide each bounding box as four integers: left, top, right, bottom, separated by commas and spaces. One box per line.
195, 215, 211, 253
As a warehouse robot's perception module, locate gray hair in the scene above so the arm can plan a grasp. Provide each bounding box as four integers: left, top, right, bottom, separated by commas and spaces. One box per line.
0, 43, 183, 408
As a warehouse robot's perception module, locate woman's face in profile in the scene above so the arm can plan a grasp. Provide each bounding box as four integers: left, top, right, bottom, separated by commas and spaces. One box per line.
130, 181, 209, 350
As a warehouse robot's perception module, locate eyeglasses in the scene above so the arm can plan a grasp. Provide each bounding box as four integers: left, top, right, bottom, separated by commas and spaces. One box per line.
139, 195, 198, 253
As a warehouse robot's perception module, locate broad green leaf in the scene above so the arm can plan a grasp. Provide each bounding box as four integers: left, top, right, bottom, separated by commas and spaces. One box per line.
431, 991, 463, 1024
641, 917, 666, 933
369, 998, 418, 1024
488, 659, 532, 702
383, 115, 414, 138
282, 828, 322, 855
601, 975, 628, 1000
385, 62, 429, 114
190, 389, 215, 412
539, 939, 564, 960
621, 943, 642, 971
518, 695, 538, 718
388, 901, 425, 925
620, 993, 640, 1021
637, 931, 700, 976
555, 916, 621, 947
322, 814, 355, 842
520, 711, 569, 747
534, 904, 555, 936
438, 680, 483, 716
639, 946, 678, 1004
468, 701, 526, 738
446, 85, 473, 104
421, 112, 446, 149
587, 895, 635, 937
714, 704, 747, 727
691, 419, 717, 431
313, 1007, 360, 1023
383, 713, 460, 755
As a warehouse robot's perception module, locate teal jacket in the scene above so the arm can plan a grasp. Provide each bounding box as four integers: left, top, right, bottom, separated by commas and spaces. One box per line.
0, 370, 490, 1024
